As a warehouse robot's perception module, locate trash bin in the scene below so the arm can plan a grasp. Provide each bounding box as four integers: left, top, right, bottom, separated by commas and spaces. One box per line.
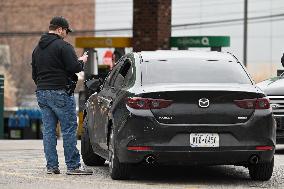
0, 75, 4, 139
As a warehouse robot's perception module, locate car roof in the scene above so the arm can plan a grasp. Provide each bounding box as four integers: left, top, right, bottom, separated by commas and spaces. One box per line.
138, 50, 236, 62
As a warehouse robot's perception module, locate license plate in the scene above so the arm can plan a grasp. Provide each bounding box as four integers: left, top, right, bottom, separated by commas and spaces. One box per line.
190, 133, 219, 147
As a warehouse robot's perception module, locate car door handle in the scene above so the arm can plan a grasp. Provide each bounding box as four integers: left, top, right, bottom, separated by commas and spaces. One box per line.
110, 87, 116, 92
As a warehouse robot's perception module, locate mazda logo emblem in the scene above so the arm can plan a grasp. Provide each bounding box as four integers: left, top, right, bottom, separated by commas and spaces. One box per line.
271, 103, 280, 109
198, 98, 210, 108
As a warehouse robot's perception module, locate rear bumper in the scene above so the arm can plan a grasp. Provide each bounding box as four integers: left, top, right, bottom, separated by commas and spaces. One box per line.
113, 109, 276, 165
118, 148, 274, 165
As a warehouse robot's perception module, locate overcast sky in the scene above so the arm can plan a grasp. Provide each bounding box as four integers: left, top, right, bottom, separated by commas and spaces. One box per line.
95, 0, 284, 80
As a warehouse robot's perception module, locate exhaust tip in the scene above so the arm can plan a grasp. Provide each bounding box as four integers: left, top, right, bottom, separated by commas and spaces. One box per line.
249, 155, 259, 164
145, 155, 156, 164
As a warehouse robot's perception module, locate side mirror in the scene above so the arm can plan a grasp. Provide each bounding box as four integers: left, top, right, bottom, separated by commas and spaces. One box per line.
281, 53, 284, 67
85, 79, 101, 91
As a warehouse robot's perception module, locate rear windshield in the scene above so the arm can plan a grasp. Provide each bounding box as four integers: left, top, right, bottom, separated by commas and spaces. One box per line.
142, 58, 252, 84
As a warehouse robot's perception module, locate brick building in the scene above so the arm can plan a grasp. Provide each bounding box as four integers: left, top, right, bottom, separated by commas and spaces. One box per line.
133, 0, 171, 51
0, 0, 95, 106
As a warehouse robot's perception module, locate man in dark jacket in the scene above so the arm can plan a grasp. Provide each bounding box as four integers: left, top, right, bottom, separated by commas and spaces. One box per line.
32, 16, 92, 175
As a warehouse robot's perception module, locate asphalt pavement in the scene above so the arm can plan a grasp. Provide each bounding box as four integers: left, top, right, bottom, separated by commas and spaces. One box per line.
1, 140, 284, 189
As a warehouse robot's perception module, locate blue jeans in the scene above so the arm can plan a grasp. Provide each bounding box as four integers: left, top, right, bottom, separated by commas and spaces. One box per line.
36, 90, 80, 170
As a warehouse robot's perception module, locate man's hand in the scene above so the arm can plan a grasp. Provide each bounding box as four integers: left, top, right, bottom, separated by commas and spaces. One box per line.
78, 53, 88, 63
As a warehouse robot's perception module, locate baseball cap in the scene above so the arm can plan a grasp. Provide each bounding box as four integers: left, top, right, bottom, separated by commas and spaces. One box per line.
49, 16, 73, 33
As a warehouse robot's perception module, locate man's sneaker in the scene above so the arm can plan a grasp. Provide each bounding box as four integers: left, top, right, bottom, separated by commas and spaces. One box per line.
66, 166, 93, 175
47, 167, 60, 174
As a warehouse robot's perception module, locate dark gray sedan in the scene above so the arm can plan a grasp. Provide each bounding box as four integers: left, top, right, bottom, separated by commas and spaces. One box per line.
257, 74, 284, 143
82, 50, 275, 181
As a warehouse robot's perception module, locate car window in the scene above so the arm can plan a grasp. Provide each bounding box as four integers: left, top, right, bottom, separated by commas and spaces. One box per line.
123, 59, 135, 87
103, 61, 123, 88
142, 58, 252, 85
113, 59, 132, 89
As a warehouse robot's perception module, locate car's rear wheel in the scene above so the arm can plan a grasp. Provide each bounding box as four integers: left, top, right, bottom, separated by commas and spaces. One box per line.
109, 127, 130, 180
81, 119, 105, 166
248, 157, 274, 181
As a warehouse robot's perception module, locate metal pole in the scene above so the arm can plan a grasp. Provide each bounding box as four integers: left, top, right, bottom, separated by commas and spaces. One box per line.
243, 0, 248, 67
84, 48, 95, 81
0, 75, 3, 139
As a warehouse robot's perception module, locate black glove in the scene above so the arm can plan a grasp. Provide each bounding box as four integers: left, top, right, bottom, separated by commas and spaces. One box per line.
66, 74, 78, 96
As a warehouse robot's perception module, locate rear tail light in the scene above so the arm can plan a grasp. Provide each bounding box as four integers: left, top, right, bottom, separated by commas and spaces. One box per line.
126, 97, 173, 109
234, 98, 270, 109
256, 146, 273, 151
127, 146, 152, 151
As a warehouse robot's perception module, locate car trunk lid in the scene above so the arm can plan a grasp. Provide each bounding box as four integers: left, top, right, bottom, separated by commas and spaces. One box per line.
137, 83, 264, 124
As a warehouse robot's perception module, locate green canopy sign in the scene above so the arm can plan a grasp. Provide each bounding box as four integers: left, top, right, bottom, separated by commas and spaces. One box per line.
170, 36, 230, 48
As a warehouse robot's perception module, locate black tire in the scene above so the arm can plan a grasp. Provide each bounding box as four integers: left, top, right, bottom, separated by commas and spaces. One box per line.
248, 157, 274, 181
81, 119, 105, 166
109, 128, 130, 180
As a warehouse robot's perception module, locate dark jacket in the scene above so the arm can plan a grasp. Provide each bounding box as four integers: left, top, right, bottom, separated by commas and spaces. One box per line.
32, 33, 84, 90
